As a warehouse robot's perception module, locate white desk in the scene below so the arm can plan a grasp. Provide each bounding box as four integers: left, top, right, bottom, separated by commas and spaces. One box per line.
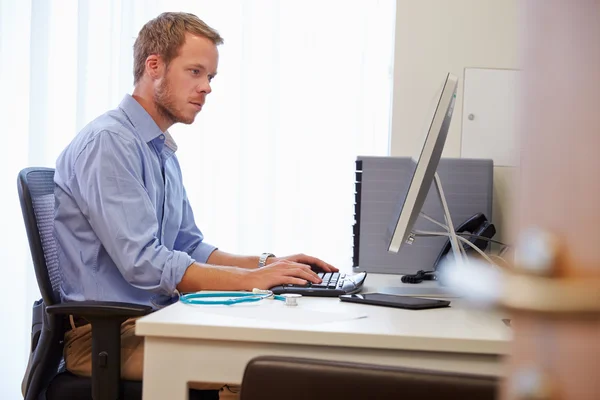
136, 274, 511, 400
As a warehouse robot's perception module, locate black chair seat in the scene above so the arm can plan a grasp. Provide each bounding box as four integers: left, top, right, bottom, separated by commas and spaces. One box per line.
46, 371, 219, 400
46, 372, 142, 400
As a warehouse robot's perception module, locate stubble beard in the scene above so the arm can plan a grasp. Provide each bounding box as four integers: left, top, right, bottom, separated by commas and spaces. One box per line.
154, 76, 195, 126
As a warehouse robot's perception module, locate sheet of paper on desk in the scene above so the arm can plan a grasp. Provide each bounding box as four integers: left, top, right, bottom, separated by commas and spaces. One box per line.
195, 302, 367, 325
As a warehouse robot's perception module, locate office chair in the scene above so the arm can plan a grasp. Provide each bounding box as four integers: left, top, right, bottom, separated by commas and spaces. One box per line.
240, 356, 500, 400
18, 167, 218, 400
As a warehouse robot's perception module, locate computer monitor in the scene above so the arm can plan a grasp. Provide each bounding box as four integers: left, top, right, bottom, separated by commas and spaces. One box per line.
387, 73, 459, 254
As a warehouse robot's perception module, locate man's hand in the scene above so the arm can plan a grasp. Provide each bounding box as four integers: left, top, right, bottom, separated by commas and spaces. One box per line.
267, 253, 338, 273
246, 259, 323, 289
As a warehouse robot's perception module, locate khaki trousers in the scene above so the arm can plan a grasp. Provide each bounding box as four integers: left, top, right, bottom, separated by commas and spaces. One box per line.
64, 317, 240, 399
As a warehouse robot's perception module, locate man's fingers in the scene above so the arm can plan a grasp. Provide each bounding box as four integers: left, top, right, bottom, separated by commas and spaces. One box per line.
317, 262, 338, 272
293, 254, 339, 272
283, 267, 320, 283
324, 261, 339, 272
275, 260, 319, 277
304, 259, 338, 273
283, 277, 308, 286
277, 254, 339, 273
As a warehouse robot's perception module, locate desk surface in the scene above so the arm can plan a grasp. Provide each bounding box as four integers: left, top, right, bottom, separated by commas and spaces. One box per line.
137, 273, 512, 399
136, 273, 511, 355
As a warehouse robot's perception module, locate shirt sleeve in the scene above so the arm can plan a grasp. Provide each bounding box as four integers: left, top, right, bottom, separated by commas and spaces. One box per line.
70, 130, 193, 294
174, 186, 217, 264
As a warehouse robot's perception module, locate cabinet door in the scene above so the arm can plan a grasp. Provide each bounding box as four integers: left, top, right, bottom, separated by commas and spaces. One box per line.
461, 68, 519, 167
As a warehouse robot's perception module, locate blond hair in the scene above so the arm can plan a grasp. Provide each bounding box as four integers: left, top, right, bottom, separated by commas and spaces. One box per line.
133, 12, 223, 84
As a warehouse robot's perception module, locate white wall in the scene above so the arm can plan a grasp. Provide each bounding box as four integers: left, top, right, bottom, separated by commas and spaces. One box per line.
390, 0, 518, 242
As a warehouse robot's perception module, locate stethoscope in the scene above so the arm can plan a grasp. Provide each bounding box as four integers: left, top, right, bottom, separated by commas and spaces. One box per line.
179, 288, 301, 306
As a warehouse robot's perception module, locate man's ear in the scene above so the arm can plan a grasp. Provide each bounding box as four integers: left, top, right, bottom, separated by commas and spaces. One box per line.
145, 54, 165, 80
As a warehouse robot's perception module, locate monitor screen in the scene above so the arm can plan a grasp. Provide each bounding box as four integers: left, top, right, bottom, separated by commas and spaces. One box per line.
387, 73, 459, 253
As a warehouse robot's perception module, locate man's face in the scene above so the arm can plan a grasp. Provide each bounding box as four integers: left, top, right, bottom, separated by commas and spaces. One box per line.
154, 33, 219, 126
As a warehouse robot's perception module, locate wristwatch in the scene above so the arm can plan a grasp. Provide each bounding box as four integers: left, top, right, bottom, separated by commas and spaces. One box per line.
258, 252, 276, 268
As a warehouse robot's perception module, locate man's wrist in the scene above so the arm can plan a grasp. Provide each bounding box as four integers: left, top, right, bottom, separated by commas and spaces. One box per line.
258, 252, 275, 268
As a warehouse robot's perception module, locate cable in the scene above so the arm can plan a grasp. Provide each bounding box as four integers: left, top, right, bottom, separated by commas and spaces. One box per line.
401, 269, 437, 284
420, 212, 449, 230
489, 254, 508, 265
413, 230, 501, 269
454, 232, 510, 257
222, 384, 241, 394
422, 211, 472, 261
414, 230, 510, 251
455, 236, 500, 269
419, 212, 511, 251
457, 233, 508, 247
499, 245, 511, 257
419, 212, 469, 261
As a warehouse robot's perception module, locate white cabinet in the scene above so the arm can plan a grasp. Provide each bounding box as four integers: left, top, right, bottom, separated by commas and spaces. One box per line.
461, 68, 519, 167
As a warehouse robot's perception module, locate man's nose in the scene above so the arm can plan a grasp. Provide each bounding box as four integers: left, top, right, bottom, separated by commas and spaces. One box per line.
197, 80, 211, 94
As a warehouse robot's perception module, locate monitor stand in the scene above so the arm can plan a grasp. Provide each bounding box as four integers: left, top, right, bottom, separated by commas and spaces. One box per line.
405, 172, 464, 264
378, 285, 458, 298
374, 173, 464, 298
366, 274, 461, 298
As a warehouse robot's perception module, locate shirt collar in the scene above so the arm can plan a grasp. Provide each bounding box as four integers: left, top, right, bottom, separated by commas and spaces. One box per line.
152, 131, 178, 158
118, 94, 178, 152
163, 131, 178, 152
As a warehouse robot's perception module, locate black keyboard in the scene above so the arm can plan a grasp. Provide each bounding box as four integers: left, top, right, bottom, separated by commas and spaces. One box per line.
270, 271, 367, 297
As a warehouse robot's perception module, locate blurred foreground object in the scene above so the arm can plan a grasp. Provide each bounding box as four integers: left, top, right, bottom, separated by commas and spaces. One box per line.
441, 1, 600, 399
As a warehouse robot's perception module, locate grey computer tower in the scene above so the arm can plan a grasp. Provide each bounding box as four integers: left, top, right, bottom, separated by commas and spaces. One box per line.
353, 156, 493, 275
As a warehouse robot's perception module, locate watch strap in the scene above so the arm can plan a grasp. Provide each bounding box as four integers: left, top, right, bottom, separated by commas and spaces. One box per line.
258, 252, 276, 268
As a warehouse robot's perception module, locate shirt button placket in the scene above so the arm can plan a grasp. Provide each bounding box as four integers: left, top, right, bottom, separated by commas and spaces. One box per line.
161, 172, 167, 240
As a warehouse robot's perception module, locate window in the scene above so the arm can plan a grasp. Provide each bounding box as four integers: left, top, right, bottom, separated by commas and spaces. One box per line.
0, 1, 395, 396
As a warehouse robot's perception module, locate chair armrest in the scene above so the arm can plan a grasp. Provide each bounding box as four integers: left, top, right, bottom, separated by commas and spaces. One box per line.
46, 301, 152, 400
46, 301, 152, 318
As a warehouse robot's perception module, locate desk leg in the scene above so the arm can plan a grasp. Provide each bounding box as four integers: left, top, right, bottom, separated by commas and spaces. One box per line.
142, 338, 188, 400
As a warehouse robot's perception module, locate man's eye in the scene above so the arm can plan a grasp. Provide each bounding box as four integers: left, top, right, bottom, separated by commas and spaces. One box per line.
208, 75, 214, 82
191, 69, 200, 75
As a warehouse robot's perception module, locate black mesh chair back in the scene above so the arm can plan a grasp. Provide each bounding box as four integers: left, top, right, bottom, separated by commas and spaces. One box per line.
18, 167, 66, 399
19, 167, 60, 305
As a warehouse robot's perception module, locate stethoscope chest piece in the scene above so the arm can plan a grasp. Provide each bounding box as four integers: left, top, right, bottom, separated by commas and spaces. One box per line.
282, 293, 301, 307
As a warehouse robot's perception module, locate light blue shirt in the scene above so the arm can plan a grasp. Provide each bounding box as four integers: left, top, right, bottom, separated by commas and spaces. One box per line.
54, 94, 216, 308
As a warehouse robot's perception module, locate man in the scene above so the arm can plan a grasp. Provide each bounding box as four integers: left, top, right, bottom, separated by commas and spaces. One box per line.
54, 11, 337, 397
